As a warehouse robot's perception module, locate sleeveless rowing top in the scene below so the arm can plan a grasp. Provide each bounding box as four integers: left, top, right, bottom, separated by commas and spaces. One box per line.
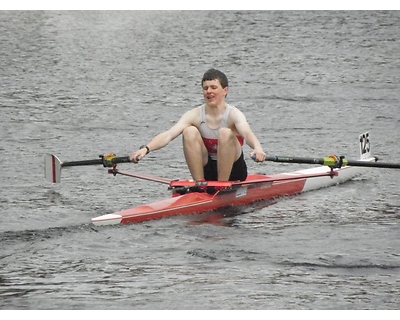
199, 104, 245, 160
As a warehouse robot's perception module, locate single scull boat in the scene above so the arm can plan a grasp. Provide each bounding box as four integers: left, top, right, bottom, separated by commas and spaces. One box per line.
44, 132, 399, 226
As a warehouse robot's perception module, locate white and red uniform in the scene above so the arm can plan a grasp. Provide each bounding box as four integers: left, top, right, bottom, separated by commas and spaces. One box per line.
198, 104, 244, 160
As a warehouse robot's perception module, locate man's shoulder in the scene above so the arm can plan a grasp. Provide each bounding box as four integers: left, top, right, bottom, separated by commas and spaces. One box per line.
226, 104, 242, 115
187, 105, 202, 114
180, 105, 202, 122
226, 104, 246, 124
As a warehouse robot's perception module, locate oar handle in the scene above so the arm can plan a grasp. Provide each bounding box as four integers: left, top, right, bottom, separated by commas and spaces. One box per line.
61, 155, 131, 168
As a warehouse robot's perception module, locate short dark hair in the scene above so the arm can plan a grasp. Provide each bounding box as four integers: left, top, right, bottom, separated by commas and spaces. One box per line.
201, 69, 228, 88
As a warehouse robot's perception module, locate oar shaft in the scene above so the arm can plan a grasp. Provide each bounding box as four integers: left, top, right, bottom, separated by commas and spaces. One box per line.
61, 156, 131, 168
265, 156, 325, 166
61, 159, 103, 167
345, 159, 400, 169
265, 155, 400, 169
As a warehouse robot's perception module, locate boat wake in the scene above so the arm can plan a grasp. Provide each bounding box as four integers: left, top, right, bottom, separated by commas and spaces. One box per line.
0, 223, 96, 247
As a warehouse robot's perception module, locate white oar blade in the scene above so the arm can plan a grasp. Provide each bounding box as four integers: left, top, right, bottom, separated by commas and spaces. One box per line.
44, 154, 62, 183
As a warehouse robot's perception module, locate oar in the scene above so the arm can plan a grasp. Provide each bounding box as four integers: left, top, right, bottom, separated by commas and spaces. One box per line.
262, 155, 400, 169
44, 154, 131, 183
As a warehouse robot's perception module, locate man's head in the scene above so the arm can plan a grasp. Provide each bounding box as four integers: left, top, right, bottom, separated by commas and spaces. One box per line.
201, 69, 229, 103
201, 69, 228, 89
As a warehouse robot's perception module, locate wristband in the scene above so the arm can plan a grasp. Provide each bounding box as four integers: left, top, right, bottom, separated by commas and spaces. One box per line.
140, 145, 150, 155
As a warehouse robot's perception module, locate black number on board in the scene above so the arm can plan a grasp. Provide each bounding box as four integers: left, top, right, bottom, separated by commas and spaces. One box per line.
360, 132, 370, 156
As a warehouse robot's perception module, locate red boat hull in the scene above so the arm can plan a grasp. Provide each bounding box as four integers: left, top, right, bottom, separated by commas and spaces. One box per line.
124, 174, 306, 224
91, 171, 333, 225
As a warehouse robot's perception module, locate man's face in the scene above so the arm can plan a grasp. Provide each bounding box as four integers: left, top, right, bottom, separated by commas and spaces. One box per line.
202, 79, 228, 107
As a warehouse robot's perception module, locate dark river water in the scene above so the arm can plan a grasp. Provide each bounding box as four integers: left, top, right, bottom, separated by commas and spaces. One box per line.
0, 11, 399, 310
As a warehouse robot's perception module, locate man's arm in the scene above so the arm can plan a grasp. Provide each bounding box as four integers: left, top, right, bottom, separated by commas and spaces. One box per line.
231, 108, 266, 162
130, 107, 199, 162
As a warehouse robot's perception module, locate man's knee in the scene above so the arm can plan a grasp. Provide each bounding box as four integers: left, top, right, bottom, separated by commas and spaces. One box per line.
183, 126, 200, 139
218, 127, 235, 144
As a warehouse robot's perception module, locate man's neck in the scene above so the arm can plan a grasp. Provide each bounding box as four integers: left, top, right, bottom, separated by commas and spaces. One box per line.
206, 101, 227, 114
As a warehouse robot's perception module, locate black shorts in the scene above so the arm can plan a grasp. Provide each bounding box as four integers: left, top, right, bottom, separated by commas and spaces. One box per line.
203, 152, 247, 181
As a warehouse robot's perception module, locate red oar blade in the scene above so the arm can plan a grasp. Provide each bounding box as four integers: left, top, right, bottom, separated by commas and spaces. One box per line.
44, 154, 62, 183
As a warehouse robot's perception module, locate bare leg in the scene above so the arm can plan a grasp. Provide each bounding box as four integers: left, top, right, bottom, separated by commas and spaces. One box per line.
217, 128, 242, 181
182, 126, 208, 181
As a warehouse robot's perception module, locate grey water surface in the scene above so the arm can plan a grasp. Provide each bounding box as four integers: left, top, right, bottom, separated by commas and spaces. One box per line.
0, 11, 399, 309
